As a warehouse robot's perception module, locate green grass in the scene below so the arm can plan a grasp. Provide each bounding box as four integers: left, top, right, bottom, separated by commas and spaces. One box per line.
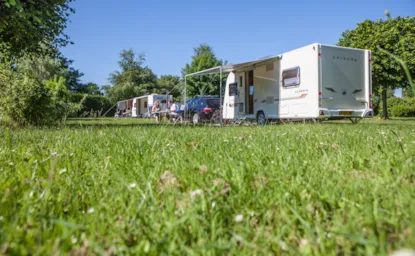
1, 118, 414, 255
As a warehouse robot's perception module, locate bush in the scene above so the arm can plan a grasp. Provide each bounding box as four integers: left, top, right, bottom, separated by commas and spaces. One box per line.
379, 97, 415, 117
391, 103, 415, 117
380, 97, 415, 117
68, 93, 115, 117
0, 62, 74, 126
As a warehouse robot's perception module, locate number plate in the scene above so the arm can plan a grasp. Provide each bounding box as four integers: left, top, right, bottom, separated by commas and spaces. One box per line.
340, 111, 353, 115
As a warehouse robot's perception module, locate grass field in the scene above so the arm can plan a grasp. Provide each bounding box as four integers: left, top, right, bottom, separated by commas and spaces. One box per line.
1, 118, 414, 255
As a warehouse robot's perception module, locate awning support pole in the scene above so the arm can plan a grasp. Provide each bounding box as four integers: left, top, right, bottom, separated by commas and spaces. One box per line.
220, 66, 223, 127
184, 76, 187, 121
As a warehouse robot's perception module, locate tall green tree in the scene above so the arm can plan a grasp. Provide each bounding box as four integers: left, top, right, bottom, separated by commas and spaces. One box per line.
157, 75, 182, 100
107, 49, 157, 102
182, 44, 226, 98
0, 0, 74, 57
338, 15, 415, 119
15, 54, 84, 91
75, 82, 103, 95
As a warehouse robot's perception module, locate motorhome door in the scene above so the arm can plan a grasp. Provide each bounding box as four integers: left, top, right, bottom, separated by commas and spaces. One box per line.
245, 70, 254, 114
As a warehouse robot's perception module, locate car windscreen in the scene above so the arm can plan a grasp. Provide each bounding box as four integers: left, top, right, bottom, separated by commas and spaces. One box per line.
206, 99, 220, 108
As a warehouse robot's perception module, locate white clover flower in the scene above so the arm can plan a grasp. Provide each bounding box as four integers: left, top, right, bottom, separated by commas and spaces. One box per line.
87, 208, 94, 214
29, 191, 34, 198
190, 189, 203, 198
271, 161, 275, 164
59, 169, 67, 175
211, 202, 216, 208
234, 214, 243, 223
129, 183, 137, 188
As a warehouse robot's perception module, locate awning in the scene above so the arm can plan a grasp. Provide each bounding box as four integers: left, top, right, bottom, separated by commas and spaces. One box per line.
185, 55, 281, 77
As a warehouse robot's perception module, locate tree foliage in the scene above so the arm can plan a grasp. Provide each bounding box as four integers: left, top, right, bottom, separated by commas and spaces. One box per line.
73, 82, 102, 95
68, 93, 113, 117
106, 49, 157, 102
182, 44, 226, 98
157, 75, 182, 100
0, 0, 74, 57
338, 15, 415, 118
0, 61, 74, 125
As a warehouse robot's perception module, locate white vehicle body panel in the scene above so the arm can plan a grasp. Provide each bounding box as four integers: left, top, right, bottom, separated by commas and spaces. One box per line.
223, 43, 373, 121
130, 94, 172, 118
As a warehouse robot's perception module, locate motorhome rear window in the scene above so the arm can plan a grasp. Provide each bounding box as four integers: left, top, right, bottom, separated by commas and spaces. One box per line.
282, 67, 300, 87
229, 83, 238, 96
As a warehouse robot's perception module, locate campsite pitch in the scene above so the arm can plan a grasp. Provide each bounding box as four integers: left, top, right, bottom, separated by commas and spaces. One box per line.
0, 118, 414, 255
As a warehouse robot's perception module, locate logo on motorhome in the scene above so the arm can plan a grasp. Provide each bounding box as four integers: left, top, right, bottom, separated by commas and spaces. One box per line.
333, 56, 358, 62
295, 89, 308, 94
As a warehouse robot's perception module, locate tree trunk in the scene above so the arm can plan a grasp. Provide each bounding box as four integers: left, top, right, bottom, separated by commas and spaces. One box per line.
382, 86, 389, 119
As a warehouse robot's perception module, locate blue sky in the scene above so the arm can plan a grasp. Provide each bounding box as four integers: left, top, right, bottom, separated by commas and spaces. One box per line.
60, 0, 414, 88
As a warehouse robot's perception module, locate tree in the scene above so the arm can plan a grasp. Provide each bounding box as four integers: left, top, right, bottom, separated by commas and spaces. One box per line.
157, 75, 182, 100
182, 44, 226, 98
107, 49, 157, 102
0, 61, 74, 125
76, 82, 103, 95
14, 53, 84, 92
0, 0, 74, 58
338, 15, 415, 119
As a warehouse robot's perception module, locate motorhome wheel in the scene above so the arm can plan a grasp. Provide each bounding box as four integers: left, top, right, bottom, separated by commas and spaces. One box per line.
257, 112, 266, 126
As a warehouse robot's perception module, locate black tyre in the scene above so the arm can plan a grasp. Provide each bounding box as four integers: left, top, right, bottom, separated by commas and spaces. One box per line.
257, 112, 266, 126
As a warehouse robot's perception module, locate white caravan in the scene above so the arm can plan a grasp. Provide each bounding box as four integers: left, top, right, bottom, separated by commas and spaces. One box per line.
185, 43, 373, 124
131, 94, 172, 118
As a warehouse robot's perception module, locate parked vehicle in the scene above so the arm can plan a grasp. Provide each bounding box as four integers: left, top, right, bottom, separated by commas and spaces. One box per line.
184, 43, 373, 125
185, 96, 221, 124
115, 94, 172, 118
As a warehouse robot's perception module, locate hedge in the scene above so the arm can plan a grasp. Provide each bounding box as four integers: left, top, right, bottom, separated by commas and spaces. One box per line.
68, 93, 115, 117
379, 97, 415, 117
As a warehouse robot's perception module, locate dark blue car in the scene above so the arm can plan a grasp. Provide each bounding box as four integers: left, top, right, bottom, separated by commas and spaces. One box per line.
185, 96, 220, 124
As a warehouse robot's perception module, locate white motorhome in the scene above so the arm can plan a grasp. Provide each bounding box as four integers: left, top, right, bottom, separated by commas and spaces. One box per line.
185, 43, 374, 124
131, 94, 172, 118
115, 94, 172, 118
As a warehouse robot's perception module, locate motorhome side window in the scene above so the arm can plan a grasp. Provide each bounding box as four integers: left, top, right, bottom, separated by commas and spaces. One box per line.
229, 83, 238, 96
282, 67, 300, 87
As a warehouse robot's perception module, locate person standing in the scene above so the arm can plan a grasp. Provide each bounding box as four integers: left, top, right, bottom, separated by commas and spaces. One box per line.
152, 100, 161, 123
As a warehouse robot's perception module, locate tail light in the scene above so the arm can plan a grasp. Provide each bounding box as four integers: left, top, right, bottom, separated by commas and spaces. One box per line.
320, 110, 325, 116
202, 108, 213, 113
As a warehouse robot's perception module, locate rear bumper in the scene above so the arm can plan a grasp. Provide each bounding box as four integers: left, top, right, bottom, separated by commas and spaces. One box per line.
319, 108, 374, 118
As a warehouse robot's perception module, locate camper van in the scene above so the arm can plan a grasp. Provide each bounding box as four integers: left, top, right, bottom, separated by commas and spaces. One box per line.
116, 94, 172, 118
131, 94, 172, 118
222, 43, 373, 124
185, 43, 373, 124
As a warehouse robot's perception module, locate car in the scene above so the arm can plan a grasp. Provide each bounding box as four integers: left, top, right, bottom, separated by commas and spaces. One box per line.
185, 96, 221, 124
